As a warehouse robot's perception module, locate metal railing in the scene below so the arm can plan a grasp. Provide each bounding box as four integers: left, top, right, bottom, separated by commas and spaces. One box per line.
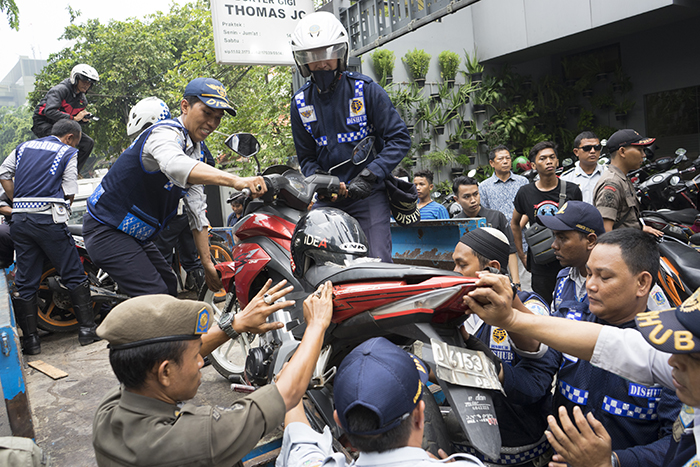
336, 0, 481, 56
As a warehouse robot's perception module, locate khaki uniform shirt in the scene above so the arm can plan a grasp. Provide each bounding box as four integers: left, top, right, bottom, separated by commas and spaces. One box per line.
92, 384, 285, 467
593, 164, 641, 230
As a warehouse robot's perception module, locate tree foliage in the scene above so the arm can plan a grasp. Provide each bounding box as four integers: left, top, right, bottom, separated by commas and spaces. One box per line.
29, 0, 294, 176
0, 105, 33, 160
0, 0, 19, 30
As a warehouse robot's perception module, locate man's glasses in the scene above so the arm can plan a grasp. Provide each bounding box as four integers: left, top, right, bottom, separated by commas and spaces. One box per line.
578, 144, 602, 152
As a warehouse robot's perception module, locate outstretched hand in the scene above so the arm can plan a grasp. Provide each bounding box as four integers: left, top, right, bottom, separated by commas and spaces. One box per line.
303, 281, 333, 331
545, 406, 613, 467
463, 272, 518, 330
235, 279, 295, 334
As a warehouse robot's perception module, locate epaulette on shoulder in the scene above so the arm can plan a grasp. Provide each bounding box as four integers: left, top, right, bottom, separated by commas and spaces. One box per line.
562, 167, 575, 176
345, 71, 372, 83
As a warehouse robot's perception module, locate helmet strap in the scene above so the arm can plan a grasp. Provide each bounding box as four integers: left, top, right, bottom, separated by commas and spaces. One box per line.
311, 69, 341, 94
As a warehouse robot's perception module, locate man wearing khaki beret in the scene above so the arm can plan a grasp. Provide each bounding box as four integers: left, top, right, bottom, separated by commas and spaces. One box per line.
92, 279, 333, 466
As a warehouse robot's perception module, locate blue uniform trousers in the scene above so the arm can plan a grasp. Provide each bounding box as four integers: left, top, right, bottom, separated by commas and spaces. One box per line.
11, 213, 86, 300
83, 214, 177, 297
315, 189, 392, 262
153, 213, 202, 273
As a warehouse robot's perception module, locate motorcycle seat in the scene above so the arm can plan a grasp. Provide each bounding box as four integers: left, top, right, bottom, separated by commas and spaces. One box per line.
658, 240, 700, 292
305, 262, 460, 288
67, 224, 83, 236
642, 208, 699, 226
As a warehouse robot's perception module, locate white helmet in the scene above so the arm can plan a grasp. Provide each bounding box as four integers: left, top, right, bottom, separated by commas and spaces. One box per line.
70, 64, 99, 85
127, 97, 171, 138
291, 12, 349, 78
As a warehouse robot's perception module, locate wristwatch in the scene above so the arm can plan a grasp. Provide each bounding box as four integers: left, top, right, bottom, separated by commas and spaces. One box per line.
218, 312, 240, 340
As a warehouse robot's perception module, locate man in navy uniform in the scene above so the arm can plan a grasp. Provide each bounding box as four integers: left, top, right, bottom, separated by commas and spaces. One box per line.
465, 229, 682, 467
453, 227, 559, 466
0, 119, 100, 354
83, 77, 264, 297
290, 12, 410, 262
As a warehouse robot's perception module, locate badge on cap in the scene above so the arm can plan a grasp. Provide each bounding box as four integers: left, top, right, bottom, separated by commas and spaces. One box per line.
195, 307, 210, 335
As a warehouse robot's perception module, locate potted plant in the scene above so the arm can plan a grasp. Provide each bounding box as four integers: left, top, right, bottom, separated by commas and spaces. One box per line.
419, 137, 432, 152
370, 48, 396, 85
612, 66, 633, 94
402, 48, 431, 87
425, 148, 456, 171
455, 152, 472, 169
464, 48, 484, 83
388, 84, 423, 124
427, 106, 458, 135
438, 50, 460, 88
614, 99, 635, 121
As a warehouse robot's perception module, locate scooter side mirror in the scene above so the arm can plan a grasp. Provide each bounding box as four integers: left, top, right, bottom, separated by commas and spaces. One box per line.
351, 136, 375, 165
328, 136, 376, 174
225, 133, 260, 158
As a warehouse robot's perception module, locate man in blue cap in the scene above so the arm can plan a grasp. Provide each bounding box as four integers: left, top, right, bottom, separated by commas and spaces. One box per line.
542, 201, 670, 315
83, 78, 265, 297
277, 337, 484, 466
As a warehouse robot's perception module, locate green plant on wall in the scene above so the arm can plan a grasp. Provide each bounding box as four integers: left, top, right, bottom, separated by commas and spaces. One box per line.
463, 48, 484, 75
425, 148, 456, 171
614, 98, 635, 116
438, 50, 460, 83
402, 48, 431, 81
371, 48, 395, 82
387, 84, 424, 123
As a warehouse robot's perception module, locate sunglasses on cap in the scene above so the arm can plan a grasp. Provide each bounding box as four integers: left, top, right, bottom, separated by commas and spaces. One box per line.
578, 144, 602, 152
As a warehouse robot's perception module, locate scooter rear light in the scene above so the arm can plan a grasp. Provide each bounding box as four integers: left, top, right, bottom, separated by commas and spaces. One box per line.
370, 286, 461, 318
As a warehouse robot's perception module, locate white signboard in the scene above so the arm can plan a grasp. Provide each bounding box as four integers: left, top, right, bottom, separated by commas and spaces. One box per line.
210, 0, 314, 66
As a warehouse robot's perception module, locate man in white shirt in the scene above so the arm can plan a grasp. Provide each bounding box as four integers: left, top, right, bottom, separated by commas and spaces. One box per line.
560, 131, 605, 205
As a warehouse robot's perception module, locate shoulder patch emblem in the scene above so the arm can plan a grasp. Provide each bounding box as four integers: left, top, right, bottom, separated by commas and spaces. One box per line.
298, 105, 317, 124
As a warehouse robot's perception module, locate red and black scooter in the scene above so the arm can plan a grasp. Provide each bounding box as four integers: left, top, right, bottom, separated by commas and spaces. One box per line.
199, 134, 503, 459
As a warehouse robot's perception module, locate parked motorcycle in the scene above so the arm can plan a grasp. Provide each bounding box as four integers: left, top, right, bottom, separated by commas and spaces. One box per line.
199, 133, 504, 460
34, 224, 127, 332
655, 236, 700, 306
636, 149, 700, 211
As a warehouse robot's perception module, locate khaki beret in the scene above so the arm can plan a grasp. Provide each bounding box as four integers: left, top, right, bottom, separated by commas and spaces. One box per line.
97, 294, 212, 350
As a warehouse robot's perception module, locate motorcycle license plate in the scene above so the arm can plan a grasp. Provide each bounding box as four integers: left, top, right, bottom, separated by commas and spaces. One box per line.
431, 339, 503, 392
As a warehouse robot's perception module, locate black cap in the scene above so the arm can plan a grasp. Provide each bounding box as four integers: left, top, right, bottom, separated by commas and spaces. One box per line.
605, 129, 655, 153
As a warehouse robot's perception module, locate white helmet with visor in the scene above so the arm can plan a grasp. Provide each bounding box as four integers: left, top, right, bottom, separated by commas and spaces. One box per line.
291, 12, 349, 78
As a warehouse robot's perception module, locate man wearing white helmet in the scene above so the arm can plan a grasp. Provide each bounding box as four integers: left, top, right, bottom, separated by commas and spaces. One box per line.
126, 96, 172, 139
290, 12, 411, 262
32, 63, 99, 173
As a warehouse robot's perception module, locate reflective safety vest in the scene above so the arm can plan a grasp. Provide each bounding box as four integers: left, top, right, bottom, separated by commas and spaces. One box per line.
86, 120, 188, 242
13, 135, 74, 214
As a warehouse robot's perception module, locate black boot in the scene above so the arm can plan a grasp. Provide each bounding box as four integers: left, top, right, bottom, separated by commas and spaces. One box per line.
12, 295, 41, 355
70, 281, 101, 346
187, 268, 206, 292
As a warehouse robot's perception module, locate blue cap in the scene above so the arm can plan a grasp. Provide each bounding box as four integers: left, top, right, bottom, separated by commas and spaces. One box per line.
183, 77, 236, 116
537, 200, 605, 236
334, 337, 424, 435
